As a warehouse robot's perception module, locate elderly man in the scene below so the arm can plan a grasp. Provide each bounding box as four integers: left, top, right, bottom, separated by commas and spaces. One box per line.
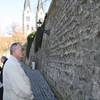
3, 42, 34, 100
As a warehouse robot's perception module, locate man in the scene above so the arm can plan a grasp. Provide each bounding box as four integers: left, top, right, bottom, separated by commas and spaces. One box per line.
3, 42, 34, 100
0, 56, 7, 100
0, 56, 8, 83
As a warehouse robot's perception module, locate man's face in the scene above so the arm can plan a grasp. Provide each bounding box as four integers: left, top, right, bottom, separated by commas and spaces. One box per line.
14, 44, 24, 60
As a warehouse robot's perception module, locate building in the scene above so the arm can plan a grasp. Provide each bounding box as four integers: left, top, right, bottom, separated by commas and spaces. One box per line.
36, 0, 45, 29
23, 0, 33, 36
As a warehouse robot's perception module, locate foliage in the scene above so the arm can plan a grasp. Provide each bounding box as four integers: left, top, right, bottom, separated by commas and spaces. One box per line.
34, 14, 47, 53
0, 32, 26, 57
26, 32, 36, 58
34, 27, 44, 53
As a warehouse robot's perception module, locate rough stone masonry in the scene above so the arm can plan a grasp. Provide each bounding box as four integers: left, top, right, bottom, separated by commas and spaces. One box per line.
29, 0, 100, 100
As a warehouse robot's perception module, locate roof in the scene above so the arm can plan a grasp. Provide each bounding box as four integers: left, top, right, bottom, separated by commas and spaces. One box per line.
24, 0, 31, 10
37, 0, 44, 11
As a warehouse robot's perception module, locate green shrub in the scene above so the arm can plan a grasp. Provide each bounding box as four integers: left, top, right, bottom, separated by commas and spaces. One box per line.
26, 32, 36, 58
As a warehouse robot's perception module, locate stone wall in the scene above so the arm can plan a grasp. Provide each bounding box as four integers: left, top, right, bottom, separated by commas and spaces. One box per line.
29, 0, 100, 100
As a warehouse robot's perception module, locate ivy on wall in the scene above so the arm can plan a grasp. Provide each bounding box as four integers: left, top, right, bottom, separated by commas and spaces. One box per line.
34, 27, 44, 53
26, 32, 36, 58
34, 14, 47, 53
26, 14, 48, 58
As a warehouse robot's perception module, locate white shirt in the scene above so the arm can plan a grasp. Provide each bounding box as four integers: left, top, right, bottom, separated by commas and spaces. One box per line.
3, 55, 34, 100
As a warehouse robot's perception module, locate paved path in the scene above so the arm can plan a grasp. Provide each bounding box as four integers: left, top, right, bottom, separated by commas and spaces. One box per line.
21, 62, 57, 100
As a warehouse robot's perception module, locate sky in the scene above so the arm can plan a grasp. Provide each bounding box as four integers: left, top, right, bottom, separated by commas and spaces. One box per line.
0, 0, 52, 34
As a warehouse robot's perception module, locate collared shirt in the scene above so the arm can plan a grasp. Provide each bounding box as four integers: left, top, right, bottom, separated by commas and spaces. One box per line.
3, 55, 34, 100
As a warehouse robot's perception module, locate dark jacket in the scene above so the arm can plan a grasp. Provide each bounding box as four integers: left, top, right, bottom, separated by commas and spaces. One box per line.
0, 58, 7, 83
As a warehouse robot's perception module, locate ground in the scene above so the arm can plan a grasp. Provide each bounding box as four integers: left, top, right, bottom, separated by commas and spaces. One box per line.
21, 62, 57, 100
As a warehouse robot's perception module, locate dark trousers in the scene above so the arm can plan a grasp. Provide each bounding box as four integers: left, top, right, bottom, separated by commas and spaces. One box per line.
0, 71, 3, 100
0, 87, 3, 100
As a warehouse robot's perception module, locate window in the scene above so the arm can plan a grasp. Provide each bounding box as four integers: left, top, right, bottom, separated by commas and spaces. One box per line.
26, 16, 30, 21
27, 10, 29, 14
27, 25, 29, 30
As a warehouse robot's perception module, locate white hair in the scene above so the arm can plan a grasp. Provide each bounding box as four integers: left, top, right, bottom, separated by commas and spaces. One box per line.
10, 42, 21, 54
